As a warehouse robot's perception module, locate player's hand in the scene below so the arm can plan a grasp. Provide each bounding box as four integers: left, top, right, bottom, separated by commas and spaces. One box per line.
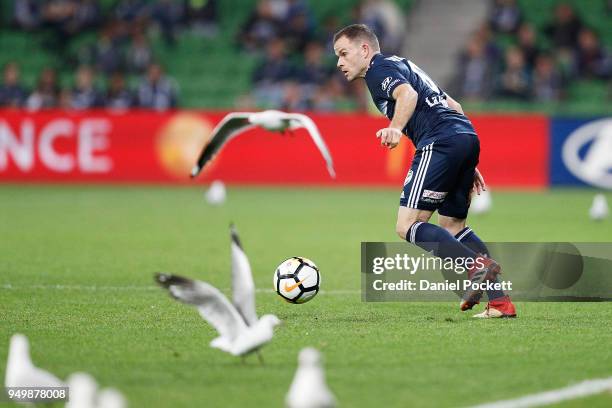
376, 128, 402, 149
473, 167, 486, 195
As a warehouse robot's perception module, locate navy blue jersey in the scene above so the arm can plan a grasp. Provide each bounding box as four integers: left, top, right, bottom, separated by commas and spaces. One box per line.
365, 53, 476, 148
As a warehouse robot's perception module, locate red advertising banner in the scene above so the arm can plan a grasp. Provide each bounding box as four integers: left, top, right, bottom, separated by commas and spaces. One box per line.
0, 110, 548, 187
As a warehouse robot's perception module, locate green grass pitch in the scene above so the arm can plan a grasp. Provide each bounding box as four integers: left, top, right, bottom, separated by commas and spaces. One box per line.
1, 185, 611, 407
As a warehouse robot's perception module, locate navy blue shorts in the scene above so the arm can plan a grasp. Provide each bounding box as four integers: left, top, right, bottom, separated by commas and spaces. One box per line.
399, 134, 480, 219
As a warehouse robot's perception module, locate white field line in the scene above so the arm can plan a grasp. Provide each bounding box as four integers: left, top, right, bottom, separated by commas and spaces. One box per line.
470, 377, 612, 408
0, 283, 360, 295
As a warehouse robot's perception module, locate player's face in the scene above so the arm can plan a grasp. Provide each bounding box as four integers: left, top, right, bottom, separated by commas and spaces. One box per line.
334, 36, 369, 81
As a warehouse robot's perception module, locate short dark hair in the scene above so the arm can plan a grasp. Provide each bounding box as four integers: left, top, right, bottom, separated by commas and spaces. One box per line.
333, 24, 380, 51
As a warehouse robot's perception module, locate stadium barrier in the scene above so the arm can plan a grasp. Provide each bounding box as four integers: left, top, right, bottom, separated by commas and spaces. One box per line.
0, 110, 608, 188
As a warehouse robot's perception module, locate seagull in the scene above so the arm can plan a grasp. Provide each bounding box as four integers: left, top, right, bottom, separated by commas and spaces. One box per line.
65, 372, 127, 408
286, 348, 337, 408
155, 224, 280, 362
155, 273, 280, 361
470, 189, 492, 215
205, 180, 226, 205
589, 193, 609, 221
190, 110, 336, 179
4, 333, 64, 389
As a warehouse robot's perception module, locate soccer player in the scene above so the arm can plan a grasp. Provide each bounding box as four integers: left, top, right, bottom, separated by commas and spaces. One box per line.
333, 24, 516, 318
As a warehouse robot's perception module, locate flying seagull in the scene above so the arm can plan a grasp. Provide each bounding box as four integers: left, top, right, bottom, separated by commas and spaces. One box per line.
190, 110, 336, 179
155, 273, 280, 361
4, 333, 64, 389
156, 224, 280, 361
286, 348, 337, 408
66, 372, 127, 408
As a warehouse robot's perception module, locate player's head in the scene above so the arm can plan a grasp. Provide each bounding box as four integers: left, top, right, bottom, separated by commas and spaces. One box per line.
333, 24, 380, 81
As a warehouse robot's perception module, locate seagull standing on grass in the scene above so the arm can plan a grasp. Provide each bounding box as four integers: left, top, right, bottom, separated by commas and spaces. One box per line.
155, 225, 280, 362
65, 372, 127, 408
286, 348, 337, 408
4, 333, 64, 389
190, 110, 336, 179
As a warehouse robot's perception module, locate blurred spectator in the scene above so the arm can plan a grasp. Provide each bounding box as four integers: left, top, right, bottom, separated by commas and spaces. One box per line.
311, 77, 344, 111
282, 8, 314, 53
354, 1, 385, 51
57, 87, 73, 109
126, 31, 153, 73
252, 38, 294, 84
544, 3, 583, 49
39, 0, 101, 43
0, 62, 28, 108
70, 0, 102, 32
105, 72, 135, 110
150, 0, 186, 46
516, 23, 540, 70
488, 0, 522, 34
281, 81, 309, 111
26, 68, 60, 110
574, 29, 611, 79
70, 65, 104, 109
252, 38, 293, 106
238, 0, 282, 53
185, 0, 218, 37
266, 0, 290, 20
532, 54, 563, 101
321, 14, 342, 53
473, 22, 502, 61
454, 36, 494, 101
297, 42, 332, 86
41, 0, 79, 52
137, 63, 178, 110
86, 23, 124, 75
497, 46, 531, 99
359, 0, 405, 55
115, 0, 149, 23
13, 0, 41, 30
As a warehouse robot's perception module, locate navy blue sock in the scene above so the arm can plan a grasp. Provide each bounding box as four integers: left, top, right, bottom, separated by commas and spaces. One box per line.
407, 222, 478, 261
454, 227, 506, 301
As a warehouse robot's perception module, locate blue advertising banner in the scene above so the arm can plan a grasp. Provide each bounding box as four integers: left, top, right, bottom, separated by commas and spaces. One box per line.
550, 117, 612, 188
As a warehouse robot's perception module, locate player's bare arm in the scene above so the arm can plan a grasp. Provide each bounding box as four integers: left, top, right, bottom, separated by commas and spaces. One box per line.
377, 83, 418, 149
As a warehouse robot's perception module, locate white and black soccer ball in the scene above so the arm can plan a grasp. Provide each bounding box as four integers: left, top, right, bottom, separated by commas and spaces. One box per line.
273, 257, 320, 304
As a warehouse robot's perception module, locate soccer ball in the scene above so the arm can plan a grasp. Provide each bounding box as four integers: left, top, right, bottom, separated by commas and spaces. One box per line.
273, 257, 320, 303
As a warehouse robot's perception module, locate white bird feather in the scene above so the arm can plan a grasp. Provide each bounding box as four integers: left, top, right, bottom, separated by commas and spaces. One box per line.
230, 224, 258, 326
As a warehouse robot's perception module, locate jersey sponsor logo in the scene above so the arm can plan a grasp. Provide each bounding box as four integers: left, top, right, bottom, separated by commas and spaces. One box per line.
421, 190, 447, 204
386, 79, 401, 96
381, 76, 392, 91
562, 118, 612, 189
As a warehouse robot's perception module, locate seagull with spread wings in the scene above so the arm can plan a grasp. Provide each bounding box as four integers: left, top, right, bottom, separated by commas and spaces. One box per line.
190, 110, 336, 179
155, 225, 280, 362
